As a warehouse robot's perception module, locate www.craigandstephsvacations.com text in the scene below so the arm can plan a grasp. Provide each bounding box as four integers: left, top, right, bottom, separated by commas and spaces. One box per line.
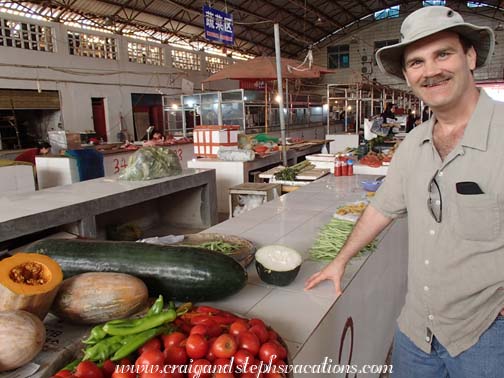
115, 356, 393, 377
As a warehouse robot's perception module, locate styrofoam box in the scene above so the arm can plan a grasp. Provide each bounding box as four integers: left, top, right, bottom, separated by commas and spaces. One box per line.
193, 125, 239, 158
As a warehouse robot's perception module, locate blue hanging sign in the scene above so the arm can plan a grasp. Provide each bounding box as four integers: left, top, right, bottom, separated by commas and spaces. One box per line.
203, 5, 234, 46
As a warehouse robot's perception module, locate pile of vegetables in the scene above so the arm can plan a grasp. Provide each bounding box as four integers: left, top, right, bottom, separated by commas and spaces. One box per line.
310, 218, 377, 261
181, 241, 240, 255
51, 301, 289, 378
273, 160, 313, 181
119, 147, 182, 181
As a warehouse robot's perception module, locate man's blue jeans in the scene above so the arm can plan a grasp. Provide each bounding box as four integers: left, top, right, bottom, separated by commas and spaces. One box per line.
391, 315, 504, 378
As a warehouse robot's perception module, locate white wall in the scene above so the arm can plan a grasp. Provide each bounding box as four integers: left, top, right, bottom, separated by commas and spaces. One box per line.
312, 5, 504, 90
0, 14, 238, 142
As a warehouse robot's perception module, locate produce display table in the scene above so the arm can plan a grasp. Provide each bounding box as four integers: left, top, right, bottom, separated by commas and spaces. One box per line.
0, 168, 217, 244
203, 174, 408, 377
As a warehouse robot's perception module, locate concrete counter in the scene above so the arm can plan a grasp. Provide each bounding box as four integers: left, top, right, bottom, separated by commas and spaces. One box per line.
0, 168, 217, 243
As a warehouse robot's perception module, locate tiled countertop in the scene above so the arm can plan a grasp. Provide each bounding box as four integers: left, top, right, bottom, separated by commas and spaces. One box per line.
199, 174, 408, 373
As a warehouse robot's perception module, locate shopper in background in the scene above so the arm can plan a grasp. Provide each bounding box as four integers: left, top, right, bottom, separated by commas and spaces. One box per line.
405, 109, 416, 133
422, 105, 432, 122
14, 141, 51, 166
305, 6, 503, 378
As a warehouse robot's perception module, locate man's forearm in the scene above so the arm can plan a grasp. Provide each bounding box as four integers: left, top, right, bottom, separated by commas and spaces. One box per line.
336, 205, 394, 264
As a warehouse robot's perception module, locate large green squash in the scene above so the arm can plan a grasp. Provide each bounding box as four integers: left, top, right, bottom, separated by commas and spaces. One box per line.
26, 239, 247, 302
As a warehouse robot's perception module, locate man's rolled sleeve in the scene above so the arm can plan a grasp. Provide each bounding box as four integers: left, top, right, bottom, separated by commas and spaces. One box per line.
370, 142, 408, 219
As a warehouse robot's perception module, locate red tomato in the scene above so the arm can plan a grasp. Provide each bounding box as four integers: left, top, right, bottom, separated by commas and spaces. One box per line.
214, 372, 235, 378
185, 334, 208, 359
136, 349, 165, 368
258, 342, 280, 364
187, 359, 212, 378
207, 323, 223, 337
233, 349, 254, 369
111, 372, 135, 378
140, 372, 167, 378
241, 361, 263, 378
138, 338, 162, 354
163, 346, 188, 365
271, 341, 287, 360
229, 320, 248, 338
205, 337, 217, 362
102, 360, 116, 377
75, 361, 104, 378
211, 334, 237, 359
162, 332, 186, 349
248, 319, 266, 328
249, 325, 269, 344
119, 358, 131, 366
238, 331, 261, 356
190, 324, 208, 336
54, 370, 74, 378
264, 372, 286, 378
212, 358, 234, 378
267, 330, 278, 341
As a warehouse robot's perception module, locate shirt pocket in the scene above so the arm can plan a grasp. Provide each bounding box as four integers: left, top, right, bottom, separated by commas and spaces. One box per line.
453, 193, 501, 241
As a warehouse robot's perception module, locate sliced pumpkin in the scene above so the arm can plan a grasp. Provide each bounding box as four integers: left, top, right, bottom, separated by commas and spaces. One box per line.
0, 253, 63, 319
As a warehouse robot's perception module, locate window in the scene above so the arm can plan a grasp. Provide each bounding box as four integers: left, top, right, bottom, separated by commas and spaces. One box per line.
171, 50, 201, 71
205, 55, 227, 73
423, 0, 446, 6
374, 6, 400, 20
67, 31, 118, 60
0, 17, 54, 52
128, 41, 163, 65
374, 39, 399, 65
327, 45, 349, 69
467, 2, 488, 7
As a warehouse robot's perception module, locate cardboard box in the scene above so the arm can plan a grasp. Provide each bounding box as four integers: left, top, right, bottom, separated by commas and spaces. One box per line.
48, 131, 82, 153
193, 125, 240, 158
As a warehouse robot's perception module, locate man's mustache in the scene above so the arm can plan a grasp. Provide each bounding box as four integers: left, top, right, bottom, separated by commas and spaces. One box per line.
422, 75, 451, 86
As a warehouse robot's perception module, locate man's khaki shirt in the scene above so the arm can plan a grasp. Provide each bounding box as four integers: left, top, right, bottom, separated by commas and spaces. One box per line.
371, 90, 504, 356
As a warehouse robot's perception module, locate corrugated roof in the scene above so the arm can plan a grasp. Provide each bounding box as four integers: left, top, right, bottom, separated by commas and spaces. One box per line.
3, 0, 503, 58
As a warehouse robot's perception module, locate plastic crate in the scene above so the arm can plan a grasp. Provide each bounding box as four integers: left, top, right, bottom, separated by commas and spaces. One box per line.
193, 125, 240, 158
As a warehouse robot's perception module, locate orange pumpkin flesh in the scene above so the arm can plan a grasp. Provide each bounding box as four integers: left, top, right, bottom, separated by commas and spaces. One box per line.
0, 253, 63, 319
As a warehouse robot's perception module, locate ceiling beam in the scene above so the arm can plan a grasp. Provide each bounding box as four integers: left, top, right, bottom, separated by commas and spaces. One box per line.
91, 0, 276, 53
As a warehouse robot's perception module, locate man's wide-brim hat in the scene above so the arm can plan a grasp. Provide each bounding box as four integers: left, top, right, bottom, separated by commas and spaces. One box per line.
376, 6, 495, 80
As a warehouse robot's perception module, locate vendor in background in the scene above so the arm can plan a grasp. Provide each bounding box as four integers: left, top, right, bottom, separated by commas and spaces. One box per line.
143, 131, 164, 146
306, 6, 504, 378
381, 102, 397, 123
14, 141, 51, 166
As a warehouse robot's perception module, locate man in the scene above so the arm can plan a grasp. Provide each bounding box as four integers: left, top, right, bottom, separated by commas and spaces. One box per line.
14, 141, 51, 166
305, 6, 504, 378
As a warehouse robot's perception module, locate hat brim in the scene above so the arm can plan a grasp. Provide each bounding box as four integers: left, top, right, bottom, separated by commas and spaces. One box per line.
376, 23, 495, 80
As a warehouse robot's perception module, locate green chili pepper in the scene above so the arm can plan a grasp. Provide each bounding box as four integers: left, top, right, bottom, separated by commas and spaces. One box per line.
82, 335, 125, 362
111, 325, 173, 361
176, 302, 192, 316
103, 309, 177, 336
62, 358, 81, 372
147, 295, 164, 316
83, 325, 108, 345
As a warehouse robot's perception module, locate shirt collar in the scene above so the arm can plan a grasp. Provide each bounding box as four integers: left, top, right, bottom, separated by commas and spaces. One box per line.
418, 89, 495, 151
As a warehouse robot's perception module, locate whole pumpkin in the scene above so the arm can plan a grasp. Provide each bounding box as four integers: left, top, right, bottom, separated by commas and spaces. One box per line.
0, 310, 46, 372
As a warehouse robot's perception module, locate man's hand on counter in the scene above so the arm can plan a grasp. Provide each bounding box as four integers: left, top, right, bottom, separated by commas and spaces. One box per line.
304, 257, 346, 296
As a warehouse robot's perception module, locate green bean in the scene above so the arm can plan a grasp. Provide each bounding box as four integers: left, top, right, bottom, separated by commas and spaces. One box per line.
309, 218, 377, 261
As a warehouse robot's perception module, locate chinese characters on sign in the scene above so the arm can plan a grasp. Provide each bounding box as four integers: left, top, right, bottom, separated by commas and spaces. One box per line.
203, 5, 234, 46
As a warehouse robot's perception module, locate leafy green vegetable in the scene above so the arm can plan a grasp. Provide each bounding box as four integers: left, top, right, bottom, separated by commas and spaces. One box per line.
119, 147, 182, 181
309, 218, 376, 261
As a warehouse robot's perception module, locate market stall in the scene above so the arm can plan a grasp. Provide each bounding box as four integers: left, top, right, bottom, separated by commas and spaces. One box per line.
1, 174, 407, 378
35, 143, 195, 189
0, 168, 217, 244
